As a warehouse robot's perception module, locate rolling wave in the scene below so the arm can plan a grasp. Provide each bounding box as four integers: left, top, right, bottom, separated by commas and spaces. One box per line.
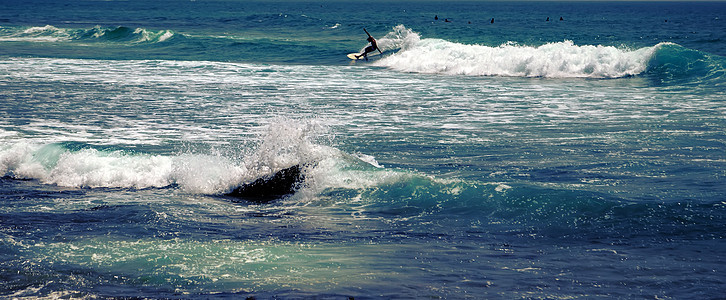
375, 25, 726, 82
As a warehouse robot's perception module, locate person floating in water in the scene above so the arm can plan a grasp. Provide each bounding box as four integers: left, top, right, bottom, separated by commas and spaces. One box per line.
356, 28, 382, 61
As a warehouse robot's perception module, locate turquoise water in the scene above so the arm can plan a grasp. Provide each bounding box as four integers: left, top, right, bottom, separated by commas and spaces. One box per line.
1, 1, 726, 298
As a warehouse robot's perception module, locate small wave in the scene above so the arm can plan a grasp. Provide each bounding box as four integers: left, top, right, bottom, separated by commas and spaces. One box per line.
74, 26, 180, 44
0, 25, 180, 44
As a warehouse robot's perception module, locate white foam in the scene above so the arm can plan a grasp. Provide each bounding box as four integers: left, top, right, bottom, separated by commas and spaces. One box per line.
134, 28, 176, 43
22, 25, 60, 34
245, 117, 332, 171
171, 154, 246, 194
0, 143, 260, 192
0, 142, 43, 180
375, 26, 657, 78
47, 149, 174, 189
157, 30, 175, 42
376, 24, 421, 53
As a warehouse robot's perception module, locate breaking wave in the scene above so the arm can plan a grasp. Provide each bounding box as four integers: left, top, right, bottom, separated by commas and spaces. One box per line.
0, 120, 332, 195
374, 25, 725, 81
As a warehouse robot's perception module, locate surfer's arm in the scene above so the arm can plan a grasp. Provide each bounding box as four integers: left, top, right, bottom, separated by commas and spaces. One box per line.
363, 28, 372, 38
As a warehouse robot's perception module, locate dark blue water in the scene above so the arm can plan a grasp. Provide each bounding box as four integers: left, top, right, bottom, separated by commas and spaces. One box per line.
1, 1, 725, 298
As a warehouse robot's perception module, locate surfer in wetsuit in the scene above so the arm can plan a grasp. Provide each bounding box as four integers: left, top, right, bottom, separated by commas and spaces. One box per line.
356, 28, 382, 61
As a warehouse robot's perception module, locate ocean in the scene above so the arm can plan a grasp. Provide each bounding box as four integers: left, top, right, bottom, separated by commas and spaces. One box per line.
1, 0, 725, 298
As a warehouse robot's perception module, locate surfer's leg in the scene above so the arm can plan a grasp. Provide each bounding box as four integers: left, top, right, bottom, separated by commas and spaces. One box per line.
356, 50, 367, 59
356, 50, 369, 60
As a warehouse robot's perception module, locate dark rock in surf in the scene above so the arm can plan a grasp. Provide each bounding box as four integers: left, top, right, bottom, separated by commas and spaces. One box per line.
226, 164, 304, 202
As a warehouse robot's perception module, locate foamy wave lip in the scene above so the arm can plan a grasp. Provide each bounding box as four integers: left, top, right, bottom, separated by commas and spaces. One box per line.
0, 142, 175, 189
132, 28, 177, 43
375, 27, 657, 78
0, 25, 72, 42
0, 142, 41, 179
0, 142, 279, 192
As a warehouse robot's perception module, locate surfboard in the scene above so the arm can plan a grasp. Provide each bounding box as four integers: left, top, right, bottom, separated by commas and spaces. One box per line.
347, 52, 382, 60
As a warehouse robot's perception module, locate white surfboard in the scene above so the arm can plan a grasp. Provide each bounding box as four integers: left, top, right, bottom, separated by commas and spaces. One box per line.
347, 52, 382, 60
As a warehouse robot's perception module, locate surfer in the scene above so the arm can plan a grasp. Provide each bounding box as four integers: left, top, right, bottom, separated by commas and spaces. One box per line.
356, 28, 382, 61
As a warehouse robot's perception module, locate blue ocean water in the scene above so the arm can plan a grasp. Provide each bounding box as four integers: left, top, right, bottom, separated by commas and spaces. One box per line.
1, 0, 726, 298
